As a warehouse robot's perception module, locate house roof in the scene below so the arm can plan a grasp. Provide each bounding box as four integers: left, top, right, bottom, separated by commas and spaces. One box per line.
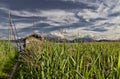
24, 33, 43, 40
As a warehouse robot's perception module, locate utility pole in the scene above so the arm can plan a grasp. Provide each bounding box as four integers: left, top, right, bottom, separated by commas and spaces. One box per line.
8, 11, 23, 79
8, 11, 22, 51
8, 11, 17, 41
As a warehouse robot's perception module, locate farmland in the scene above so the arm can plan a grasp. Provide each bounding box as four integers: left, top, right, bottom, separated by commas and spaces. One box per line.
0, 40, 120, 79
15, 42, 120, 79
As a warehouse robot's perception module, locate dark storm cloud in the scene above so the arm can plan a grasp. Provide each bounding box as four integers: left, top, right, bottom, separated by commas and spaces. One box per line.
0, 0, 96, 10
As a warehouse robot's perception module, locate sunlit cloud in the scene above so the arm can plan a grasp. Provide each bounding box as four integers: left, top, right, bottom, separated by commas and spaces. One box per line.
0, 0, 120, 40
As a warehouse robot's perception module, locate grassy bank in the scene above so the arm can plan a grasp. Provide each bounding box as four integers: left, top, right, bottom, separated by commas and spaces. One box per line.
0, 40, 18, 78
15, 42, 120, 79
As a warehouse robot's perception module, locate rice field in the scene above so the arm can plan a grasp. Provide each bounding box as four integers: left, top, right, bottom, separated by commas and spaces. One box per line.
0, 40, 18, 78
15, 42, 120, 79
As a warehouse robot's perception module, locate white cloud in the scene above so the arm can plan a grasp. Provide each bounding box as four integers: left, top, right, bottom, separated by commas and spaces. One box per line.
39, 21, 61, 26
77, 2, 110, 20
50, 24, 120, 40
109, 16, 120, 24
0, 7, 34, 17
77, 0, 120, 27
0, 22, 33, 29
0, 22, 9, 29
38, 10, 79, 25
77, 9, 106, 20
0, 7, 79, 26
93, 20, 107, 26
93, 16, 120, 27
15, 22, 34, 29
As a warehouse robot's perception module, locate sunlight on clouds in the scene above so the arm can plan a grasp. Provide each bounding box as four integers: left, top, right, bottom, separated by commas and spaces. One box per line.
0, 0, 120, 40
77, 2, 109, 20
39, 21, 61, 26
109, 17, 120, 24
77, 9, 106, 20
15, 22, 34, 29
39, 10, 79, 25
0, 22, 34, 29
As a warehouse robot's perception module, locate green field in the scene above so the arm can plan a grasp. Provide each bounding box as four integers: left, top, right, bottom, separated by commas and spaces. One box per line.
0, 40, 18, 78
0, 41, 120, 79
14, 42, 120, 79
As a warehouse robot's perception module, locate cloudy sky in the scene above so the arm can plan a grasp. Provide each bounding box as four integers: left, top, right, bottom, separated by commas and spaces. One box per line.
0, 0, 120, 40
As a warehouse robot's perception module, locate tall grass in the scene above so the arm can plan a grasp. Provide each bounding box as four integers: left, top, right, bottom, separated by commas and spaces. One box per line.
16, 42, 120, 79
0, 40, 18, 78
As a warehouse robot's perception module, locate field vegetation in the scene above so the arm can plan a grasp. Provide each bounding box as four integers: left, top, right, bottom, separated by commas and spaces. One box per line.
0, 40, 18, 78
15, 42, 120, 79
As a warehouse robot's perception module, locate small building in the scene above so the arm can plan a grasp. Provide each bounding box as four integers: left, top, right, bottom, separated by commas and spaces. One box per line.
23, 33, 45, 48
